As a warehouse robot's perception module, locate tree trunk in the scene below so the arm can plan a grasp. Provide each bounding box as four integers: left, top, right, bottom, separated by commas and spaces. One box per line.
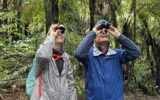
122, 0, 135, 39
108, 0, 119, 48
17, 0, 22, 30
89, 0, 95, 31
24, 23, 29, 37
11, 0, 23, 41
156, 44, 160, 89
121, 0, 136, 91
107, 0, 117, 27
43, 0, 59, 33
3, 0, 7, 10
133, 0, 136, 41
16, 0, 23, 36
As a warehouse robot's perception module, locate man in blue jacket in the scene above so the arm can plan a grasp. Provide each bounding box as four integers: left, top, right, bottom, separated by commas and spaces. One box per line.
74, 19, 141, 100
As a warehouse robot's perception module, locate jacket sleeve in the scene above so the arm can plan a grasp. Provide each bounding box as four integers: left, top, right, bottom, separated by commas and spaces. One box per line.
74, 31, 96, 66
35, 36, 55, 77
117, 34, 141, 63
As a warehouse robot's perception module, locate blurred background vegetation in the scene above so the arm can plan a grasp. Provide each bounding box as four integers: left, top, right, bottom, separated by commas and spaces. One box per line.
0, 0, 160, 99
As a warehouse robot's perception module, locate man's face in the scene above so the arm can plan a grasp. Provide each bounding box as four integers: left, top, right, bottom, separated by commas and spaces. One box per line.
95, 28, 110, 44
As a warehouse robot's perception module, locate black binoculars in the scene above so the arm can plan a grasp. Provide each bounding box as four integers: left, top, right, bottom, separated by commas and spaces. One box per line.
98, 22, 111, 30
56, 27, 66, 34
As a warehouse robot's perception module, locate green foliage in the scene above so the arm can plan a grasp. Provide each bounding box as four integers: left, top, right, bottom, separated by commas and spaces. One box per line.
0, 0, 45, 96
21, 0, 45, 23
0, 0, 160, 99
0, 58, 17, 69
59, 0, 89, 34
0, 11, 24, 39
76, 77, 85, 98
64, 31, 83, 55
125, 48, 157, 95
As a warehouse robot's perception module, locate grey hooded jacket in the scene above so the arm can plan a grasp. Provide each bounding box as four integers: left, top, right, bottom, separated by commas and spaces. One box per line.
30, 36, 77, 100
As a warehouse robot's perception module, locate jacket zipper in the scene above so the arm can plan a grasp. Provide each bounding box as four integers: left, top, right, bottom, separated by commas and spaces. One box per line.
59, 73, 61, 100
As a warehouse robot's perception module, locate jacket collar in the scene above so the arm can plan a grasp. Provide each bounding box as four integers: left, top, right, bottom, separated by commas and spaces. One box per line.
93, 43, 117, 56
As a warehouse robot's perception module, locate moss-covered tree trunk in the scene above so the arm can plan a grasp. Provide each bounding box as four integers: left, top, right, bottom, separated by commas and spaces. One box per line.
43, 0, 59, 33
3, 0, 7, 10
89, 0, 95, 30
108, 0, 120, 48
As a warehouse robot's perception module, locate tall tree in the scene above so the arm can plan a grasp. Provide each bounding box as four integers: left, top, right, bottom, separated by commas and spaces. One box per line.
13, 0, 23, 32
133, 0, 136, 41
3, 0, 7, 10
107, 0, 117, 27
43, 0, 59, 32
89, 0, 95, 30
108, 0, 119, 48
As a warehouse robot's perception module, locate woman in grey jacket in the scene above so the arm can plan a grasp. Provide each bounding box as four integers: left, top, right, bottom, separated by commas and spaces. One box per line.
30, 24, 77, 100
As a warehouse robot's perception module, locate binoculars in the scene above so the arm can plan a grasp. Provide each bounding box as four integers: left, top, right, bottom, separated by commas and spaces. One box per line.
98, 22, 111, 30
56, 26, 66, 34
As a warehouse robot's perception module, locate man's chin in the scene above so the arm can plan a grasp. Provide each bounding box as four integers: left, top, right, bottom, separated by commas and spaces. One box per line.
100, 39, 109, 43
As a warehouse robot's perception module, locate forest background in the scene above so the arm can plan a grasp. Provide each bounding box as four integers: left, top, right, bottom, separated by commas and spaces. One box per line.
0, 0, 160, 100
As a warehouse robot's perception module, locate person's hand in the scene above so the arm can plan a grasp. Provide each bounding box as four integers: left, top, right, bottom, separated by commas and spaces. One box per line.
92, 25, 102, 35
47, 24, 59, 37
107, 26, 121, 38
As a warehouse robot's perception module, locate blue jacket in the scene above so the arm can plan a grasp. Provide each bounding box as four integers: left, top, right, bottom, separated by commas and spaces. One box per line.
74, 31, 141, 100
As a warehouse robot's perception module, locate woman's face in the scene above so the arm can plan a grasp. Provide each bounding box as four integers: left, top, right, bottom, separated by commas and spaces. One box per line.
55, 29, 65, 44
55, 25, 65, 44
